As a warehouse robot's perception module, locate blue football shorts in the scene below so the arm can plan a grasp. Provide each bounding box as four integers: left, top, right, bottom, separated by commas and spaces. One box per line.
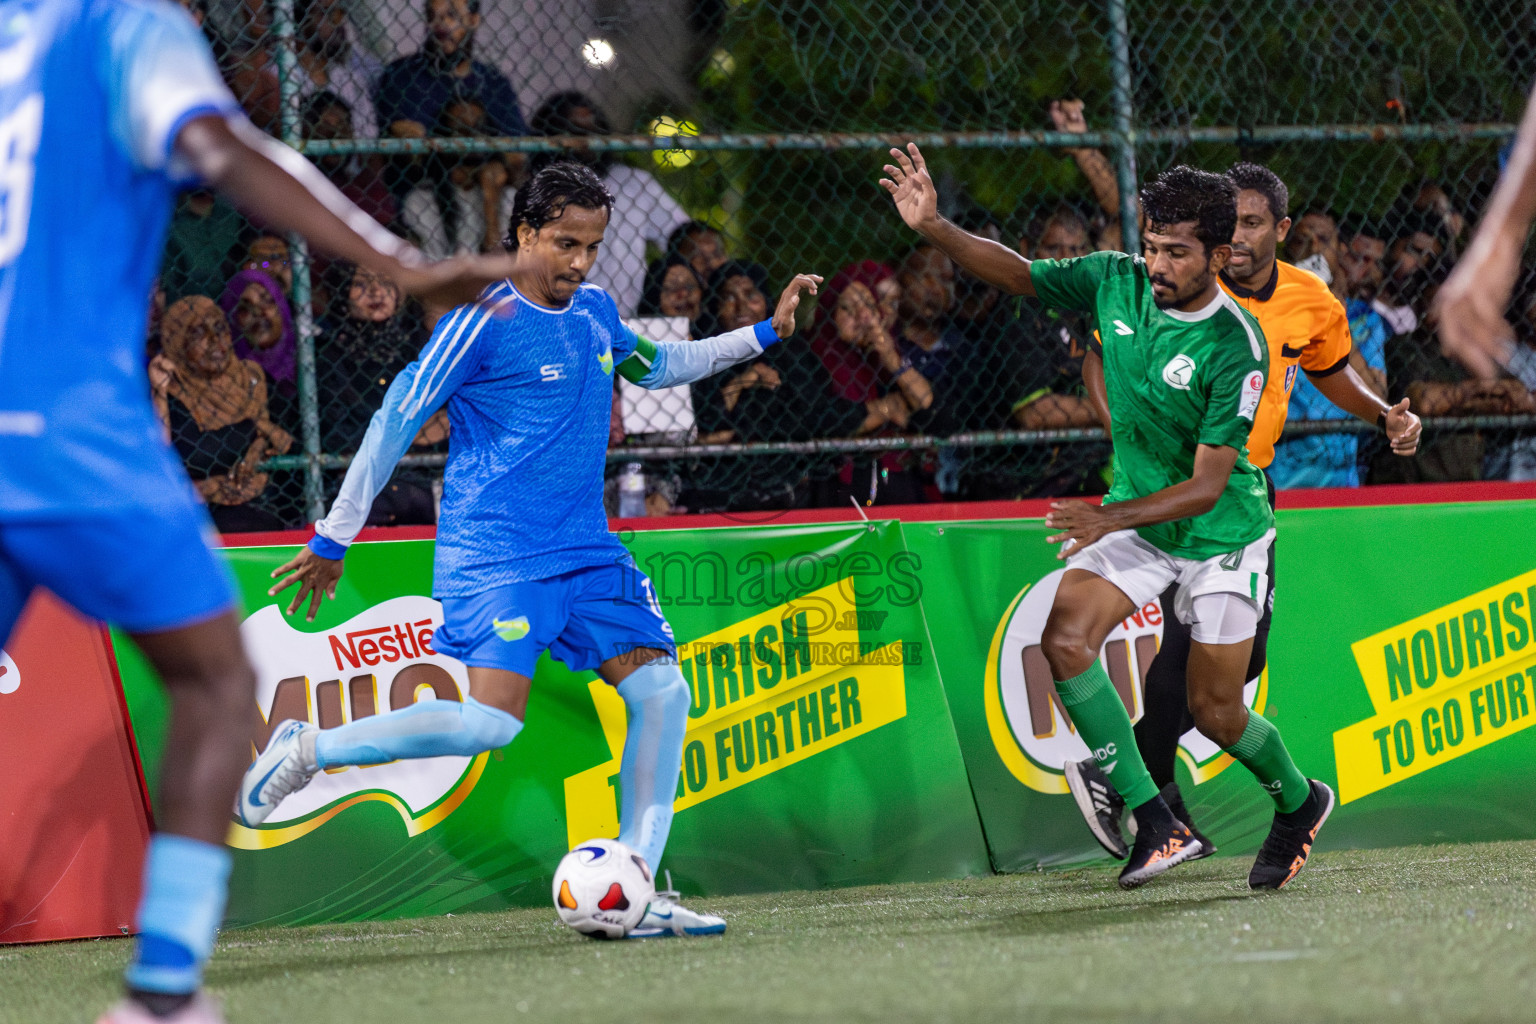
432, 560, 676, 677
0, 497, 236, 641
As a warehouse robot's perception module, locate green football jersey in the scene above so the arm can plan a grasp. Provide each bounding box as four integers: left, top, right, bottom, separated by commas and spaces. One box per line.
1031, 250, 1274, 560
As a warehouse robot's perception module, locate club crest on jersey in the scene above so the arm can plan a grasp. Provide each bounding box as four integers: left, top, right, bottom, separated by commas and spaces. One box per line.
1238, 370, 1265, 420
1161, 354, 1197, 390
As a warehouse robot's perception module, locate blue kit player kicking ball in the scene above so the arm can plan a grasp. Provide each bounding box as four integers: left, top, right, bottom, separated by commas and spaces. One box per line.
250, 161, 822, 938
0, 0, 517, 1021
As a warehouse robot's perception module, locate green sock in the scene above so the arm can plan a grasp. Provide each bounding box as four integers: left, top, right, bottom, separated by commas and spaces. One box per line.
1057, 662, 1160, 809
1224, 711, 1311, 813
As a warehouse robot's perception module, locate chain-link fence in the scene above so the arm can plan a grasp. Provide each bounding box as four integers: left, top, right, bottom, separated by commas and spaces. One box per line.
150, 0, 1536, 528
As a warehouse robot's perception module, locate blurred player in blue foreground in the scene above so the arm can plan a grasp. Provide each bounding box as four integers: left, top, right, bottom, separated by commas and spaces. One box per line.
0, 1, 519, 1021
251, 160, 822, 939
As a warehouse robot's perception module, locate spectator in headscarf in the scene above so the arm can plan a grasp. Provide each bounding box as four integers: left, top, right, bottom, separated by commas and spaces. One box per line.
812, 260, 932, 415
638, 253, 704, 323
802, 261, 934, 503
317, 265, 425, 451
219, 268, 298, 431
684, 261, 907, 509
150, 296, 293, 533
317, 264, 439, 525
690, 260, 776, 443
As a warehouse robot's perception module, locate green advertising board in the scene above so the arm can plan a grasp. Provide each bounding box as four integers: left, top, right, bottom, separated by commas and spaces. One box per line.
115, 523, 990, 927
909, 498, 1536, 872
112, 498, 1536, 926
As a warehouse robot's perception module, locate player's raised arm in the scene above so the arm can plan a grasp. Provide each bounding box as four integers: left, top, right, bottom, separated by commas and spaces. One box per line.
175, 116, 515, 311
880, 143, 1036, 297
617, 275, 822, 388
1435, 83, 1536, 379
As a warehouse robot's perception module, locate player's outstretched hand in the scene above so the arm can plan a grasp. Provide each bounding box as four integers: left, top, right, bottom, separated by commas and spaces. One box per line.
880, 143, 939, 234
1384, 397, 1423, 456
1434, 254, 1520, 379
392, 252, 520, 312
268, 547, 345, 622
772, 274, 823, 338
1045, 499, 1111, 561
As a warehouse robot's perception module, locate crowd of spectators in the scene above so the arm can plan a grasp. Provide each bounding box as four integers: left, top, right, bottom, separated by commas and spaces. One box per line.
152, 0, 1536, 526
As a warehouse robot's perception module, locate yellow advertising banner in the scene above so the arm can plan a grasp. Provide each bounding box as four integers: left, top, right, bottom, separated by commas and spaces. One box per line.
562, 581, 909, 846
1335, 568, 1536, 802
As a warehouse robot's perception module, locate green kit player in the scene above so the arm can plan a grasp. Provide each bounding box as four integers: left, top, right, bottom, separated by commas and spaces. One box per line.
881, 145, 1332, 889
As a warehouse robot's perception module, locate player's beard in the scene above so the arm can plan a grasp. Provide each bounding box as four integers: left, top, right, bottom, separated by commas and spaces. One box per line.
1152, 268, 1212, 310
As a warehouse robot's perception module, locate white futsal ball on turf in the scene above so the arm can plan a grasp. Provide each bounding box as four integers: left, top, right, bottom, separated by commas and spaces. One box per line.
552, 838, 655, 939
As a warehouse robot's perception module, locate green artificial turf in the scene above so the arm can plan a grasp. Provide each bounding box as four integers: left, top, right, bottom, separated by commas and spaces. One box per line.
5, 840, 1535, 1024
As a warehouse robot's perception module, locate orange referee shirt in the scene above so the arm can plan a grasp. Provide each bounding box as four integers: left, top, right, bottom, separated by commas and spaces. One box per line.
1219, 261, 1353, 468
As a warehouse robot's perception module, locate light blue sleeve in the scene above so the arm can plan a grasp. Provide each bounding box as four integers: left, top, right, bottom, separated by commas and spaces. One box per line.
102, 0, 240, 180
634, 321, 779, 389
311, 298, 507, 555
1358, 317, 1388, 372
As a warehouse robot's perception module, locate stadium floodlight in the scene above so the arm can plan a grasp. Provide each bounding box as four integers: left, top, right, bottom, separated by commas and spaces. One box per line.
582, 38, 615, 68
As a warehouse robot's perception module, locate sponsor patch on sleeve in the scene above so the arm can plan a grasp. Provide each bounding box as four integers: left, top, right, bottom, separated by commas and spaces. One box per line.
1238, 370, 1264, 420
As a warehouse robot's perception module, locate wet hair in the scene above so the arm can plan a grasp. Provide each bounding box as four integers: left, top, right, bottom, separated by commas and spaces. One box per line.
1139, 166, 1238, 255
502, 161, 613, 251
1225, 162, 1289, 224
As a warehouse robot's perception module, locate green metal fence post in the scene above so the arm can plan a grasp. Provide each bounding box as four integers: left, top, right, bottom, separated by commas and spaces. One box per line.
274, 0, 325, 522
1106, 0, 1140, 254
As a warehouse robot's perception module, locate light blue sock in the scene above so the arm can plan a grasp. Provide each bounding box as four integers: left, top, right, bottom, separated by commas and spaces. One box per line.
124, 835, 231, 995
615, 659, 689, 872
314, 696, 522, 768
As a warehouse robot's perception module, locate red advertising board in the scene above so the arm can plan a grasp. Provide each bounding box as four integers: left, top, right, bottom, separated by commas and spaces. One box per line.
0, 592, 151, 944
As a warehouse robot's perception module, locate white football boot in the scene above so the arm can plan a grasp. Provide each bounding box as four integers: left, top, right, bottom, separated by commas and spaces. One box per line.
626, 873, 726, 938
235, 719, 319, 827
98, 994, 225, 1024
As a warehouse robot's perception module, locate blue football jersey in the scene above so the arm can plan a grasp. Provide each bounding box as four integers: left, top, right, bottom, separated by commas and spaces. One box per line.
317, 281, 643, 594
0, 0, 239, 516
